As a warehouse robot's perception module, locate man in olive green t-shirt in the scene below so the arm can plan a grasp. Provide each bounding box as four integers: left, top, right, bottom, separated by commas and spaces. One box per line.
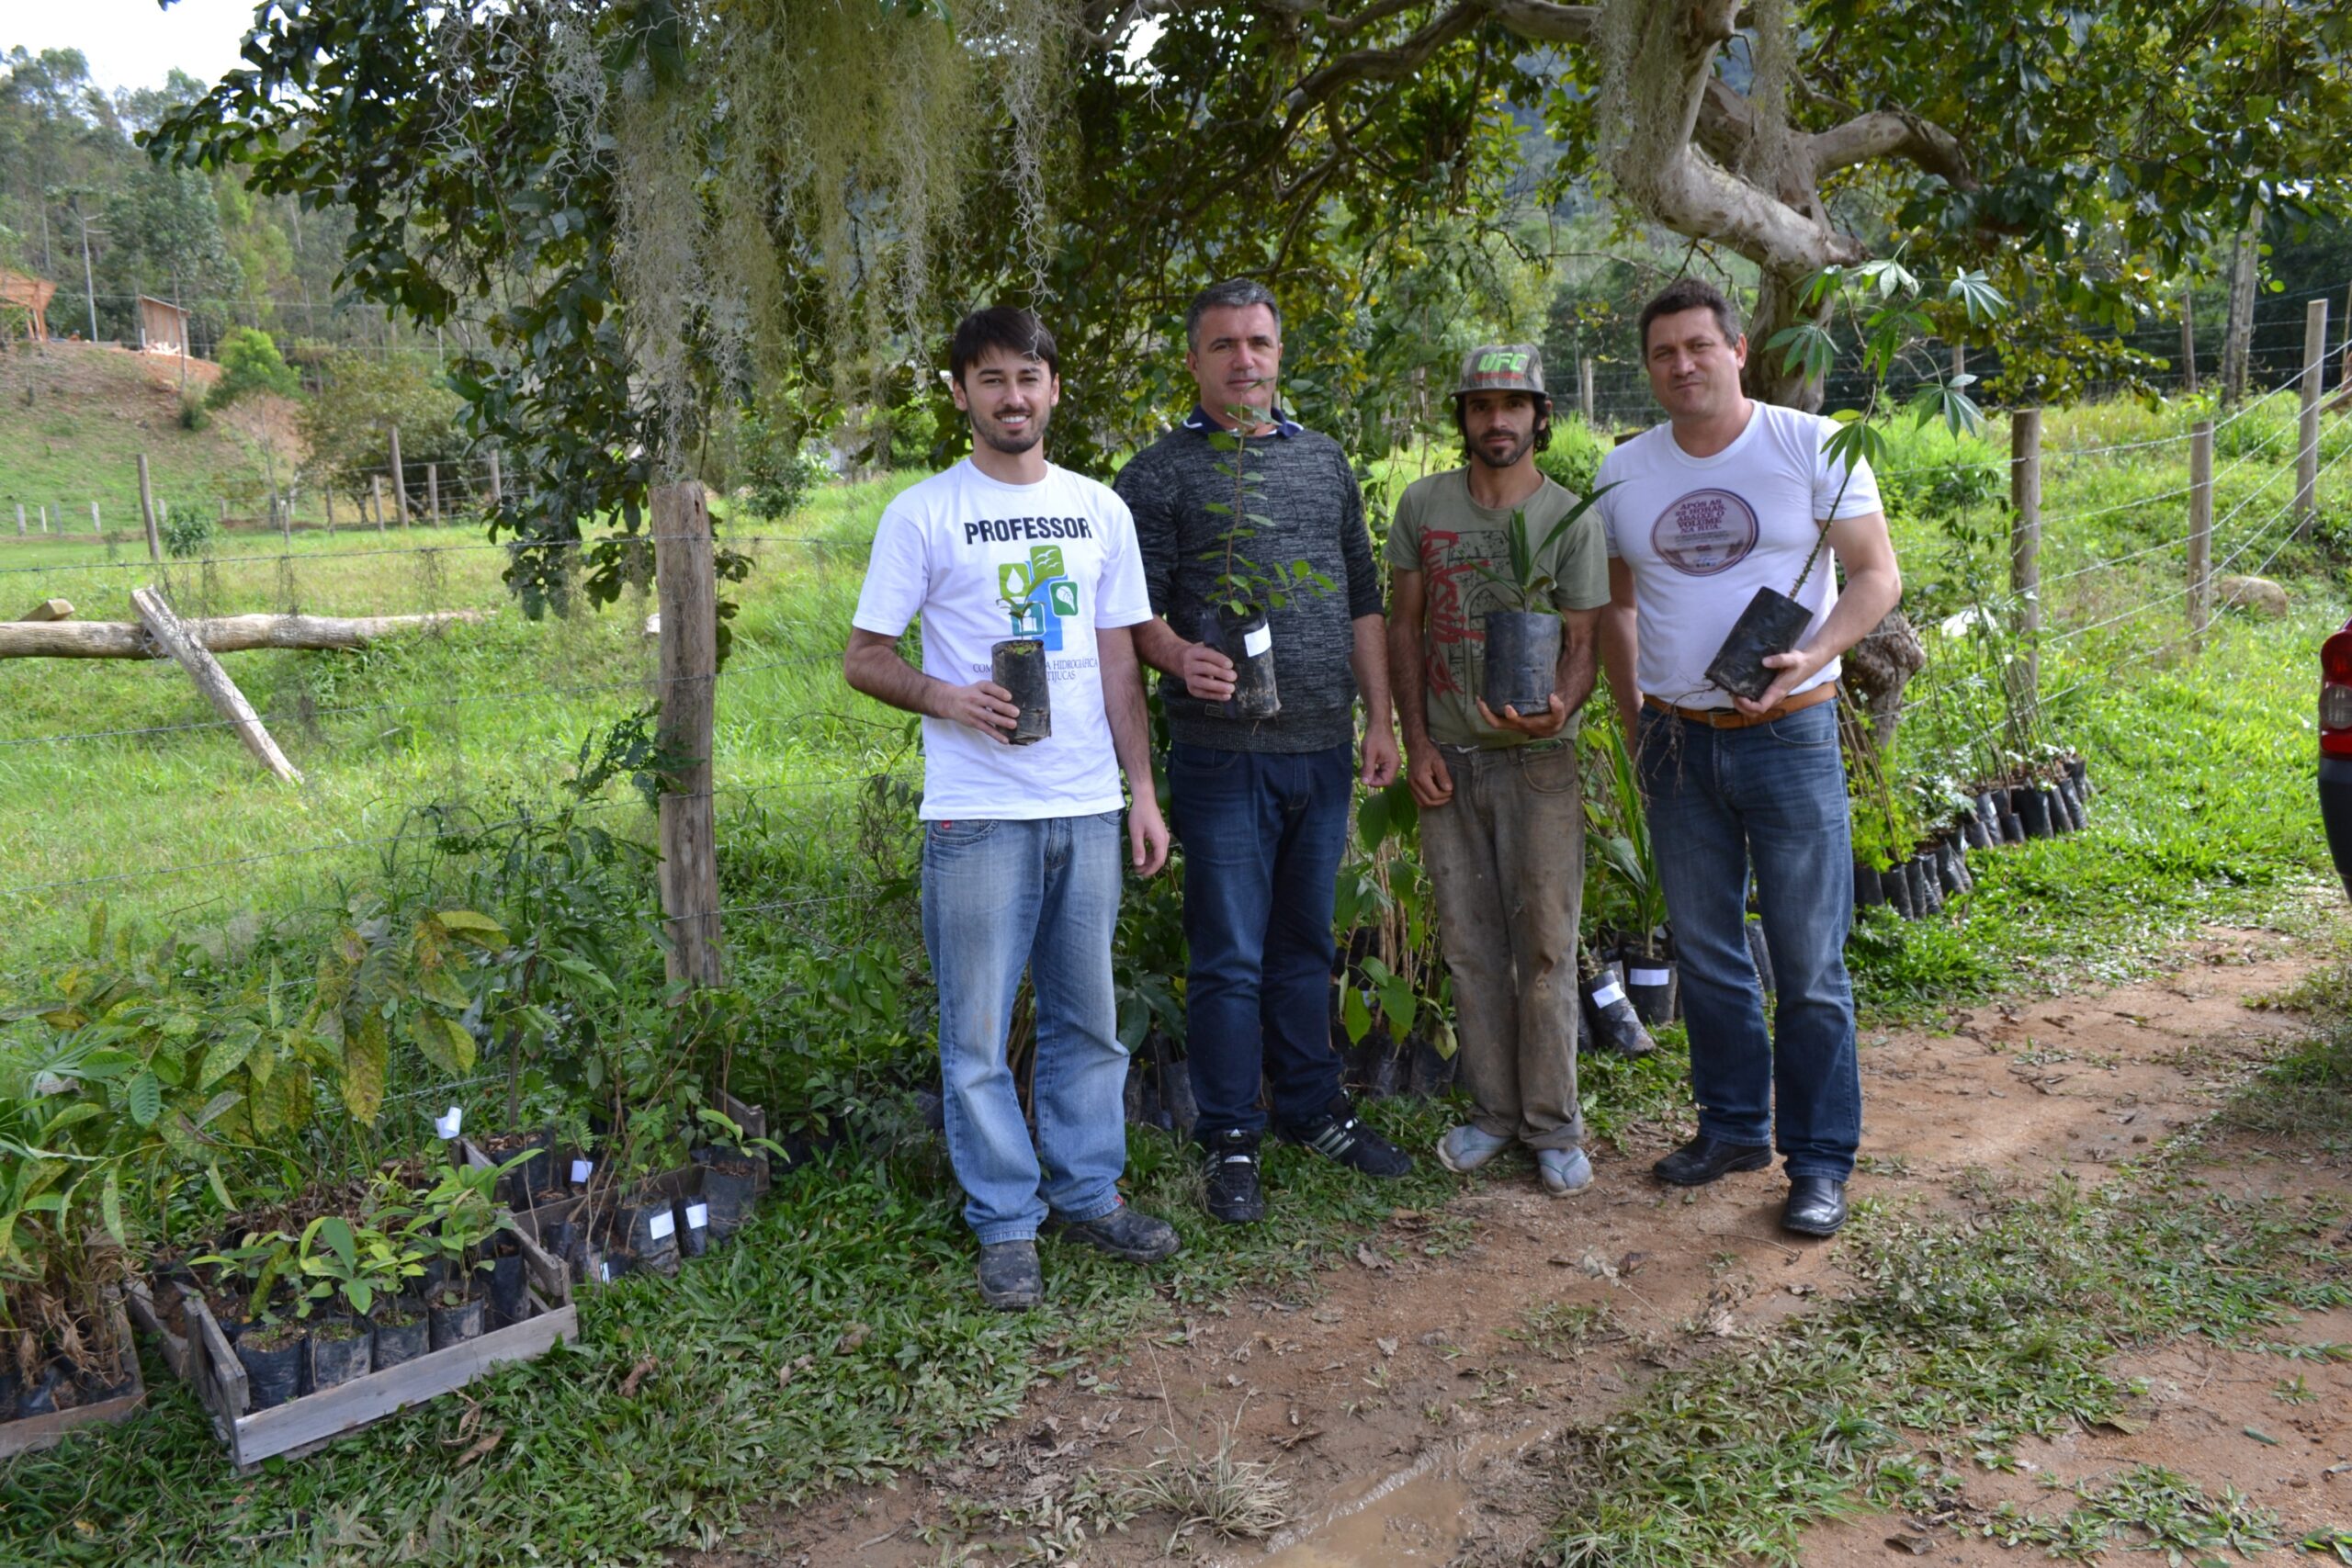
1385, 344, 1610, 1195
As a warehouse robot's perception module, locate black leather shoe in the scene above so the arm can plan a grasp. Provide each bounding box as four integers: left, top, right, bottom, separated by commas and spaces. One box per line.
1652, 1134, 1774, 1187
1202, 1130, 1266, 1224
1781, 1176, 1849, 1236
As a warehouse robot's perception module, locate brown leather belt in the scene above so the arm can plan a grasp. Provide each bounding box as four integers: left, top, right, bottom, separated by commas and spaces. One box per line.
1644, 682, 1837, 730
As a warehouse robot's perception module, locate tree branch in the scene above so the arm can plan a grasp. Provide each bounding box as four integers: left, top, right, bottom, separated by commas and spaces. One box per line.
1808, 107, 1977, 189
1283, 2, 1489, 113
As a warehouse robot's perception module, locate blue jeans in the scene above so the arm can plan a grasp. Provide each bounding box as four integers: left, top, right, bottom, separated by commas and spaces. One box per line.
921, 811, 1129, 1244
1166, 740, 1352, 1142
1635, 701, 1860, 1179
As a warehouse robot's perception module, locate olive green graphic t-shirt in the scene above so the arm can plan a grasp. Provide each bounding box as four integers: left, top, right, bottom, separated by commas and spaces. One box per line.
1384, 469, 1611, 749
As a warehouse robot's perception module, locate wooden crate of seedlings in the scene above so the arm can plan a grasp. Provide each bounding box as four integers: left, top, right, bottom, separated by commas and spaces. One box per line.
179, 1223, 575, 1473
122, 1271, 193, 1382
458, 1089, 770, 1284
0, 1291, 146, 1459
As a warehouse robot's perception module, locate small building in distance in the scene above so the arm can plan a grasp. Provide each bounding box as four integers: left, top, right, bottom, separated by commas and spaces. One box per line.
138, 294, 191, 356
0, 268, 55, 345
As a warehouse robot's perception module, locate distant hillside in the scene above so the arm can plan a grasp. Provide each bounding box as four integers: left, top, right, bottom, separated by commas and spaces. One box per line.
0, 339, 306, 531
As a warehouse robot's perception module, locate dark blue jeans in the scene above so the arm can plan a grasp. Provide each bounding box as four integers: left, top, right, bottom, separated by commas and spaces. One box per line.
1635, 700, 1860, 1179
1167, 739, 1352, 1142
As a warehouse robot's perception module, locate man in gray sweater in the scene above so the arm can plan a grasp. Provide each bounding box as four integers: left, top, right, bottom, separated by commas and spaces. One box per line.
1117, 278, 1408, 1224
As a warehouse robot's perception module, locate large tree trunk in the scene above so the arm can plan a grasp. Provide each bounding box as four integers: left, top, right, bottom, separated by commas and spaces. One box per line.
1746, 265, 1830, 411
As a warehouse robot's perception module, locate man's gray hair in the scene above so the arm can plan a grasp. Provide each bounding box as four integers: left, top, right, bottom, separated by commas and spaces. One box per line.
1186, 278, 1282, 351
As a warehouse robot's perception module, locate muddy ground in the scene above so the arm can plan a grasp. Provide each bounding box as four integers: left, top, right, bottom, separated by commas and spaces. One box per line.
702, 924, 2349, 1566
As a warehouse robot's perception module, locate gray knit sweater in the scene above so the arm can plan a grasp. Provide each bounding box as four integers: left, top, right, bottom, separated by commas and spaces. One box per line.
1114, 412, 1383, 754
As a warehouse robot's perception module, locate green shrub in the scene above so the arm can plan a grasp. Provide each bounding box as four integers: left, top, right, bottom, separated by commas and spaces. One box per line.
1536, 415, 1604, 495
209, 326, 302, 406
176, 388, 209, 431
161, 502, 217, 558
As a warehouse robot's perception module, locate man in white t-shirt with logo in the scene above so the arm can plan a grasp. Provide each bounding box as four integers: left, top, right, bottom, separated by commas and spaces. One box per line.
1594, 278, 1902, 1239
845, 307, 1179, 1309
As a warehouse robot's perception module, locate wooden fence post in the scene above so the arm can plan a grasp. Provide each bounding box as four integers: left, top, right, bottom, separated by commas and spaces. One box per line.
138, 454, 162, 563
90, 502, 101, 536
130, 586, 303, 783
323, 489, 335, 533
653, 482, 723, 989
1951, 343, 1967, 381
370, 475, 388, 534
14, 504, 23, 537
389, 426, 411, 527
2297, 298, 2328, 536
1578, 355, 1596, 425
2180, 290, 2198, 395
2188, 419, 2214, 652
2009, 409, 2043, 717
427, 462, 441, 525
488, 449, 503, 511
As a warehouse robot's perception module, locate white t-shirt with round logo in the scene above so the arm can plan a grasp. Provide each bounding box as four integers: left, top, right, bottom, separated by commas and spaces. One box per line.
1594, 401, 1881, 709
852, 460, 1152, 820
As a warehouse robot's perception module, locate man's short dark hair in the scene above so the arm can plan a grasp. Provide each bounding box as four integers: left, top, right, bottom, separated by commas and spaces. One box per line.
1452, 391, 1554, 459
949, 307, 1057, 386
1637, 278, 1743, 355
1185, 279, 1282, 352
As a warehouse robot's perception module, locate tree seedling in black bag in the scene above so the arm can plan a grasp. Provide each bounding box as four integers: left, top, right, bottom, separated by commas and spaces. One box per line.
1471, 489, 1615, 721
1194, 400, 1333, 720
1711, 263, 2007, 703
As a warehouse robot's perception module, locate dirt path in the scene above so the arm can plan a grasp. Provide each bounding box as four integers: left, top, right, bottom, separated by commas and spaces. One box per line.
707, 927, 2340, 1566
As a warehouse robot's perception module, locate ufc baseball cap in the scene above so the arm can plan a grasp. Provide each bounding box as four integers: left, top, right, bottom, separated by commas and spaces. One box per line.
1453, 343, 1545, 399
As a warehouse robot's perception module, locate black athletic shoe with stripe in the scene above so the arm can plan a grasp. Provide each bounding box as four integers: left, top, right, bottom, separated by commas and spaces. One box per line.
1284, 1100, 1412, 1179
1202, 1130, 1265, 1224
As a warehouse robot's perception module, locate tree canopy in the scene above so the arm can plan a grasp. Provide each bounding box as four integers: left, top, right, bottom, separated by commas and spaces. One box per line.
147, 0, 2351, 606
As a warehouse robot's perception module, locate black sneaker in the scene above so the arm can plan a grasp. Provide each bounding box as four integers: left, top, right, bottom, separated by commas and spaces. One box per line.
976, 1240, 1043, 1310
1046, 1201, 1182, 1262
1202, 1130, 1265, 1224
1285, 1100, 1413, 1179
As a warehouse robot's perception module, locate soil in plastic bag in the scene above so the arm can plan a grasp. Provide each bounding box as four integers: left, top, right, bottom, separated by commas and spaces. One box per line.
428, 1292, 485, 1351
1617, 942, 1679, 1027
1198, 606, 1280, 719
372, 1304, 429, 1370
307, 1316, 373, 1392
1480, 610, 1561, 720
236, 1321, 305, 1410
990, 638, 1052, 745
1579, 959, 1655, 1057
1703, 586, 1814, 704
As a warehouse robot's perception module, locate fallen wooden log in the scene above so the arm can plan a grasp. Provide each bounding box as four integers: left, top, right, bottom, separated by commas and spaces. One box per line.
131, 587, 303, 783
0, 609, 488, 660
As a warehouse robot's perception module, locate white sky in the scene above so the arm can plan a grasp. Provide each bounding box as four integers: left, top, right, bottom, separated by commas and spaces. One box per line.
2, 0, 257, 97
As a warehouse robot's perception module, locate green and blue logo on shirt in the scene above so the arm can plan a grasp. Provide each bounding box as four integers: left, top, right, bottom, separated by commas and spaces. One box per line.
999, 545, 1080, 649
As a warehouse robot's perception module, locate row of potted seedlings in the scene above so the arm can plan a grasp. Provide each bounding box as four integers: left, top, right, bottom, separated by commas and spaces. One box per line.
1858, 755, 2092, 919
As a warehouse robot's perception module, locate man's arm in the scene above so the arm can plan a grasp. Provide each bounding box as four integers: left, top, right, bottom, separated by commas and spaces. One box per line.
1097, 624, 1170, 874
1351, 612, 1398, 788
1387, 570, 1452, 807
842, 628, 1018, 739
1599, 558, 1642, 746
1736, 508, 1902, 716
1132, 616, 1238, 700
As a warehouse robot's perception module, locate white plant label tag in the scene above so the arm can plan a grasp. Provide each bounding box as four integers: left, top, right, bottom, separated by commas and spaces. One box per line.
648, 1210, 676, 1241
571, 1158, 593, 1184
598, 1260, 614, 1283
684, 1203, 709, 1230
433, 1106, 464, 1140
1242, 624, 1272, 658
1590, 981, 1627, 1009
1629, 967, 1671, 987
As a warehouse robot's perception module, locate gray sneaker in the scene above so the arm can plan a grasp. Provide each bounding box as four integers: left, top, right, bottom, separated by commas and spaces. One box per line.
976, 1240, 1043, 1309
1436, 1123, 1511, 1174
1537, 1146, 1593, 1196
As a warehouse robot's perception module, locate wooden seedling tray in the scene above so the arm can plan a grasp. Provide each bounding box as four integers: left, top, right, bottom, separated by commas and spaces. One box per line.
180, 1224, 575, 1472
0, 1293, 147, 1458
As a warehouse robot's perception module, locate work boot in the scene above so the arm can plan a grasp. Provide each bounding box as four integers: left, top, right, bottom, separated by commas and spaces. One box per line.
1047, 1201, 1182, 1263
975, 1240, 1042, 1310
1202, 1130, 1265, 1224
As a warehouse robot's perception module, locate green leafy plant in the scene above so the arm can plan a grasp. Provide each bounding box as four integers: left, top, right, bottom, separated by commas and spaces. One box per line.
1579, 720, 1668, 957
305, 898, 510, 1126
1201, 404, 1332, 620
1471, 490, 1613, 614
159, 503, 217, 558
191, 1228, 300, 1322
404, 1160, 512, 1304
295, 1214, 421, 1319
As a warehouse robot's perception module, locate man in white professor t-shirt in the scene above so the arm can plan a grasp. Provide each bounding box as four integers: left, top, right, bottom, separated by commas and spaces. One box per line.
1594, 277, 1902, 1240
844, 307, 1180, 1310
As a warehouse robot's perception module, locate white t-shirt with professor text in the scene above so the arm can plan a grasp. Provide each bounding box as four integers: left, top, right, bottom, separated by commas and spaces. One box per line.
852, 460, 1152, 820
1595, 401, 1882, 710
